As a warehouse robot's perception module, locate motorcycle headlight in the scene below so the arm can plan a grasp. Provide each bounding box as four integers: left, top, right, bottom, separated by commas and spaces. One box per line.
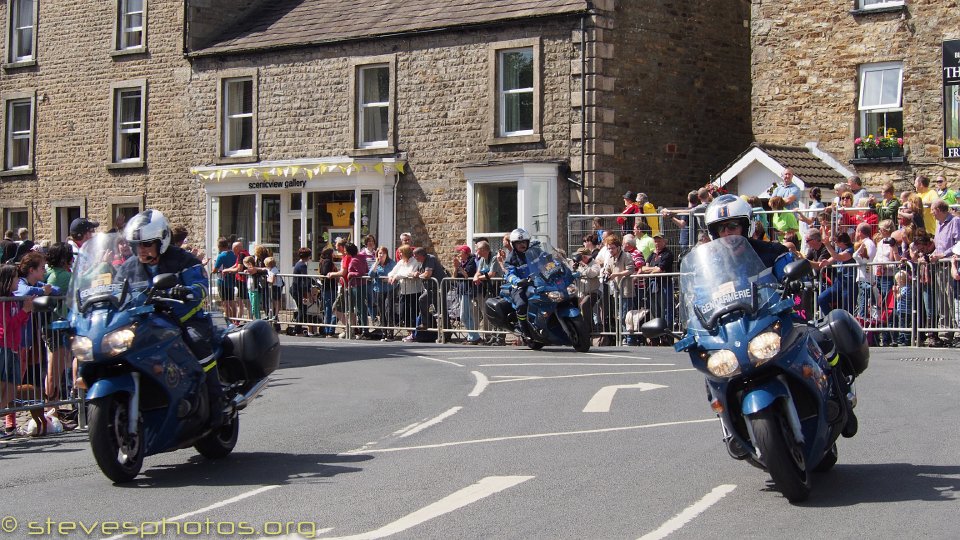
72, 336, 94, 363
102, 325, 137, 358
748, 325, 781, 367
566, 283, 579, 296
546, 291, 565, 301
706, 349, 741, 378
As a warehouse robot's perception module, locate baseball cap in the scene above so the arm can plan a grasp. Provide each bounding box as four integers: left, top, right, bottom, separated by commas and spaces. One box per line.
623, 191, 636, 202
455, 245, 471, 255
69, 217, 99, 236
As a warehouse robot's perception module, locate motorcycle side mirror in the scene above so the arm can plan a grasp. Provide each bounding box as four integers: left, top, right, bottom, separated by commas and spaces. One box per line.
782, 258, 812, 282
152, 273, 178, 290
31, 295, 55, 313
640, 318, 670, 339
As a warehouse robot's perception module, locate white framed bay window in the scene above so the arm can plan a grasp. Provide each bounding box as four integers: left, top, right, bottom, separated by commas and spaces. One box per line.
464, 162, 558, 247
858, 62, 903, 139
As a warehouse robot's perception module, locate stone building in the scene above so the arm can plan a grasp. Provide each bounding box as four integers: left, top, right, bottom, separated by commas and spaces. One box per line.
750, 0, 960, 190
1, 0, 752, 269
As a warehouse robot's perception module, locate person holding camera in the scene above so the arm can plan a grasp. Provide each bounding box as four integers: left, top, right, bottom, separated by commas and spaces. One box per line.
453, 245, 481, 344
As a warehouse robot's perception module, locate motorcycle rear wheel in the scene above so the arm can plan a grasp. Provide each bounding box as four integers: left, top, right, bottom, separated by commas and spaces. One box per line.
88, 396, 144, 483
195, 413, 240, 459
751, 409, 811, 503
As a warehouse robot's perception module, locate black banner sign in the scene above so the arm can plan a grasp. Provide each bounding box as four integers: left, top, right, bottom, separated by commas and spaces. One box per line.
944, 40, 960, 158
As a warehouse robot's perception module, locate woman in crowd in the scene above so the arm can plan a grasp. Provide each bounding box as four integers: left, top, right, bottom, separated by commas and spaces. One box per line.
212, 237, 238, 322
368, 246, 396, 340
317, 248, 337, 337
344, 243, 370, 336
388, 245, 423, 341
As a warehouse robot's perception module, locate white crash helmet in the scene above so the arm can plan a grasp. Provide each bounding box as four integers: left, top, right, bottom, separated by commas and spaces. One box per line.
705, 194, 753, 240
509, 228, 531, 248
124, 209, 172, 254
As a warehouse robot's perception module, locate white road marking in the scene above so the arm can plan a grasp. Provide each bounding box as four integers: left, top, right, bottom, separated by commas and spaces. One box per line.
468, 371, 489, 397
583, 382, 669, 413
343, 418, 716, 455
417, 355, 464, 367
637, 484, 737, 540
319, 476, 534, 540
397, 407, 463, 438
488, 368, 696, 383
587, 352, 653, 360
481, 363, 673, 367
102, 485, 282, 540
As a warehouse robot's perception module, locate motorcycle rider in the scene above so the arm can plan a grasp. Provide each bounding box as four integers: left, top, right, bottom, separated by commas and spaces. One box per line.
503, 228, 542, 335
704, 194, 858, 437
115, 210, 225, 427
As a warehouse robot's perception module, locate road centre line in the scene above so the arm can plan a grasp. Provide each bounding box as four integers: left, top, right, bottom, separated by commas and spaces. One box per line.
480, 363, 674, 367
397, 407, 463, 438
416, 355, 465, 367
488, 368, 696, 383
637, 484, 737, 540
469, 371, 489, 397
318, 476, 534, 540
587, 352, 653, 360
103, 485, 283, 540
343, 418, 716, 455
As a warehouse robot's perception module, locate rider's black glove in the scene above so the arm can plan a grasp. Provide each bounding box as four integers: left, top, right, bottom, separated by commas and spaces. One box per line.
168, 285, 194, 301
515, 278, 530, 289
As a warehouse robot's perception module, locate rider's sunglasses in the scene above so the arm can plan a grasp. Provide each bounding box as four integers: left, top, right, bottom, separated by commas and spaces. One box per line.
131, 239, 160, 249
718, 222, 741, 232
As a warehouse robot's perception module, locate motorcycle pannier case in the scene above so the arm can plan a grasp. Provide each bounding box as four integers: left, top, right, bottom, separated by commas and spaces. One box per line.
221, 320, 280, 381
819, 309, 869, 375
484, 297, 514, 329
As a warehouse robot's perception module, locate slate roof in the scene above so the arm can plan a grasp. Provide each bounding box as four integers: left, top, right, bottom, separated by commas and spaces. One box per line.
192, 0, 589, 56
718, 143, 846, 189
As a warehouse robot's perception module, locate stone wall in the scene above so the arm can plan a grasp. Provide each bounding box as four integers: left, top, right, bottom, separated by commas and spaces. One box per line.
752, 0, 959, 191
0, 0, 204, 243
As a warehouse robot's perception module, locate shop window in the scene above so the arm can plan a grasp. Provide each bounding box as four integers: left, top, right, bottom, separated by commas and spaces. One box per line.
858, 62, 903, 139
2, 92, 35, 173
116, 0, 145, 51
6, 0, 37, 65
110, 81, 146, 165
215, 194, 256, 250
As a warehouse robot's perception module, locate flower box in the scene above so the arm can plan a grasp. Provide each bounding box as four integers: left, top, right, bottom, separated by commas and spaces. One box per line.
855, 146, 903, 159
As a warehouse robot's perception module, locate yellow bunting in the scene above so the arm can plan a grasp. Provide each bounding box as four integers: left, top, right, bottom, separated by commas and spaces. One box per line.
374, 163, 385, 174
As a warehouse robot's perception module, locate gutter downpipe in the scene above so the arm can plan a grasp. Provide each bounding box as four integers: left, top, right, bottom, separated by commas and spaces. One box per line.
580, 8, 588, 215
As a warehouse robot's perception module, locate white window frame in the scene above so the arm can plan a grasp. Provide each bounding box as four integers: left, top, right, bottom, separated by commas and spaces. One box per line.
7, 0, 37, 65
109, 81, 146, 165
858, 62, 903, 136
220, 76, 255, 158
858, 0, 904, 10
464, 163, 559, 247
498, 47, 535, 137
1, 91, 35, 173
358, 64, 390, 149
118, 0, 145, 51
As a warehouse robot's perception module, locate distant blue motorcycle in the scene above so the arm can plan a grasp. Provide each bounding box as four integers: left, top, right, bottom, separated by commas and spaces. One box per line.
643, 236, 868, 502
485, 241, 591, 352
36, 233, 279, 483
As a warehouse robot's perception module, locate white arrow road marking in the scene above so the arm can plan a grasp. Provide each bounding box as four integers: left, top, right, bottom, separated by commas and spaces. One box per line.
469, 371, 489, 397
416, 355, 464, 367
480, 363, 673, 367
637, 484, 737, 540
583, 382, 669, 413
487, 368, 694, 384
396, 407, 463, 438
318, 476, 534, 540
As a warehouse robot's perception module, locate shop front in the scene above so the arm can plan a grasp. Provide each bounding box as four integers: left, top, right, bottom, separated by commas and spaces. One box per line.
192, 157, 404, 272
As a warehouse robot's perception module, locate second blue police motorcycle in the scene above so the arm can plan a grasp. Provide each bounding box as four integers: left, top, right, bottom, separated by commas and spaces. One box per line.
38, 233, 279, 483
485, 241, 591, 352
642, 235, 868, 502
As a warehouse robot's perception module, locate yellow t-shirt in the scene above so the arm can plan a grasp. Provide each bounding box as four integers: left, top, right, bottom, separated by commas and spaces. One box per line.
326, 202, 354, 227
920, 189, 937, 236
642, 202, 660, 237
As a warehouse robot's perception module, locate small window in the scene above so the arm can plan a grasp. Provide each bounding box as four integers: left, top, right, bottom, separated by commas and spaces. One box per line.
118, 0, 145, 51
8, 0, 36, 63
4, 96, 34, 171
222, 77, 254, 157
112, 86, 145, 163
4, 207, 29, 233
358, 65, 389, 148
858, 62, 903, 138
498, 48, 534, 136
858, 0, 904, 10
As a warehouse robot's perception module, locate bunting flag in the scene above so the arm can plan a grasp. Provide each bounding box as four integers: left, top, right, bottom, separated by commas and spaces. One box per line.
192, 160, 407, 181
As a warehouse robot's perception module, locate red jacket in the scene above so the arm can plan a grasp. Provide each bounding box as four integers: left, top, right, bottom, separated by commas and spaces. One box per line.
0, 299, 30, 350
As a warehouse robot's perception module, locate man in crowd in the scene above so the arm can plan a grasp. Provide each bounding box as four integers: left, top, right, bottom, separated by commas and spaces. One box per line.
772, 168, 801, 211
67, 217, 99, 255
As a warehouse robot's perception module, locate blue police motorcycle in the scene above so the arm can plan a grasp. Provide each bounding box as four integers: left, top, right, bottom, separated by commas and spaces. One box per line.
37, 233, 279, 483
485, 241, 591, 352
642, 236, 867, 502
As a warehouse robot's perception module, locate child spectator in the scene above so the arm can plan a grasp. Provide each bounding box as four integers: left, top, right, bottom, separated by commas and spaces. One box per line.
241, 256, 263, 319
263, 257, 284, 325
893, 270, 912, 345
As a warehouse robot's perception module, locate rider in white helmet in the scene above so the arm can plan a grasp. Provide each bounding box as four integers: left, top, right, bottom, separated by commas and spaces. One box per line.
503, 228, 542, 332
116, 210, 225, 426
705, 194, 791, 279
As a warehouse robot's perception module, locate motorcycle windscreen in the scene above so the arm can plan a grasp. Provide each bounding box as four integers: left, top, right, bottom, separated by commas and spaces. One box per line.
67, 232, 149, 315
679, 236, 780, 331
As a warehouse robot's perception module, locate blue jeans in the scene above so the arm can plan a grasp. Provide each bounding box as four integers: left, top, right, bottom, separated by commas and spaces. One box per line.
322, 289, 335, 334
460, 292, 480, 341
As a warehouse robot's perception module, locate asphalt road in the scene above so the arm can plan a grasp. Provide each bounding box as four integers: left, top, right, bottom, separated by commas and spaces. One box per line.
1, 339, 958, 540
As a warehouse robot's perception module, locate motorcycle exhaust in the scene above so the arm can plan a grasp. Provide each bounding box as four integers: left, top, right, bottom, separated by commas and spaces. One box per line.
230, 378, 270, 411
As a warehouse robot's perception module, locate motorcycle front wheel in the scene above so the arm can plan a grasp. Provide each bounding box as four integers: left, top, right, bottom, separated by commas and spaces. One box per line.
751, 409, 811, 503
88, 396, 144, 483
195, 413, 240, 459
